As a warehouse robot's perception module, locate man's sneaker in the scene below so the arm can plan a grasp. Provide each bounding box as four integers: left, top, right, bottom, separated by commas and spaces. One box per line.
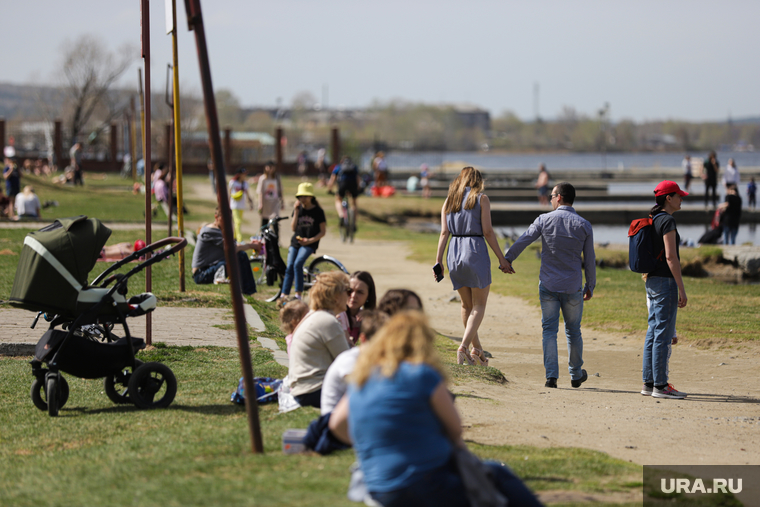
641, 384, 654, 396
571, 369, 588, 388
545, 378, 557, 388
652, 384, 686, 399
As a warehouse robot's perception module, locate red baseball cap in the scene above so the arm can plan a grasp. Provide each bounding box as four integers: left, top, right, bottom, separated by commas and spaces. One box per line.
134, 240, 147, 252
654, 180, 689, 197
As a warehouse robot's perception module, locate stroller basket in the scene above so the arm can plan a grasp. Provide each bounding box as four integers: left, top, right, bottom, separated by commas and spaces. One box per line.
36, 329, 146, 379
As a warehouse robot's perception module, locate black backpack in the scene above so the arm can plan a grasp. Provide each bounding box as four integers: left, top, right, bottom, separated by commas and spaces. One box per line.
627, 212, 665, 273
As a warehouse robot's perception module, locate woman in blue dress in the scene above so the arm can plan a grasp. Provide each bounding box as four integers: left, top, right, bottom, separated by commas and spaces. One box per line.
434, 167, 512, 366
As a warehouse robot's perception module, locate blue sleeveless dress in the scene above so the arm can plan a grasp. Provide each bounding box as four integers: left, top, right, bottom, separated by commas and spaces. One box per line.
446, 188, 491, 290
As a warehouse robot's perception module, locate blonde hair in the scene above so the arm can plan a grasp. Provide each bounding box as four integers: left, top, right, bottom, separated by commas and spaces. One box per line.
280, 299, 309, 333
350, 311, 446, 387
444, 166, 484, 214
308, 271, 349, 311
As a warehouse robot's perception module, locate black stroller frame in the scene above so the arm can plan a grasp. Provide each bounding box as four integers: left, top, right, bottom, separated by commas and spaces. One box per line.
10, 216, 187, 417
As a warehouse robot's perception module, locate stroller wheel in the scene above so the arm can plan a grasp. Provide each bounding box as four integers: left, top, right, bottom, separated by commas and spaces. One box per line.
47, 376, 60, 417
104, 359, 143, 404
128, 362, 177, 409
31, 374, 69, 412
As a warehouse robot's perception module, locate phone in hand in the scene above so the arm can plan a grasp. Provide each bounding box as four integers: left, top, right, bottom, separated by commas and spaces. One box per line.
433, 263, 444, 282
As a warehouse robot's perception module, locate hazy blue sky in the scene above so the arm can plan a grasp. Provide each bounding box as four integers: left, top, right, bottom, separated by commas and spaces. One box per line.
2, 0, 758, 122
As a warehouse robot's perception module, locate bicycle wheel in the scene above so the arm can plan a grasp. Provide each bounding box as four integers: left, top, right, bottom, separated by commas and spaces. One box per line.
308, 256, 349, 282
346, 207, 355, 243
339, 214, 348, 243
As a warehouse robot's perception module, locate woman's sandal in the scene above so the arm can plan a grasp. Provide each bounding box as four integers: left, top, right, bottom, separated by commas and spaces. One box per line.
471, 348, 489, 367
457, 346, 475, 366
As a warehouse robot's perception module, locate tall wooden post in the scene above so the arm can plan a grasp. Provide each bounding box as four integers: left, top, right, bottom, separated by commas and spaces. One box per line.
331, 127, 340, 167
275, 127, 283, 174
54, 120, 63, 171
184, 0, 264, 454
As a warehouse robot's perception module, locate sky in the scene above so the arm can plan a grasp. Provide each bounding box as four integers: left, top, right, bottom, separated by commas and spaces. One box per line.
2, 0, 759, 123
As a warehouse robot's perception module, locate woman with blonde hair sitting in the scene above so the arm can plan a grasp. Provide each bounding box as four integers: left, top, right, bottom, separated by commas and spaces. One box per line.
329, 311, 541, 507
288, 271, 351, 408
434, 166, 512, 366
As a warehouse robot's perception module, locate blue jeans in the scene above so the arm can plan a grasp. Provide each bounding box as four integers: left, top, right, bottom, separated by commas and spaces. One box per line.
643, 276, 678, 386
192, 251, 256, 295
723, 225, 738, 245
370, 457, 542, 507
281, 245, 315, 295
539, 282, 584, 380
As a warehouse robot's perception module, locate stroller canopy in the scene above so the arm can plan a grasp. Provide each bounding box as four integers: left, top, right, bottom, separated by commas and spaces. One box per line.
10, 216, 112, 315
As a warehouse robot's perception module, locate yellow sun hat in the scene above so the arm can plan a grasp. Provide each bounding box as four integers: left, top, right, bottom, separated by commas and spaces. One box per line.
295, 182, 315, 197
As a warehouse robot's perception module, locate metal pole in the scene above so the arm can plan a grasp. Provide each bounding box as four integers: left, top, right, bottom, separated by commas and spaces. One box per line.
141, 0, 152, 346
130, 98, 137, 181
184, 0, 264, 454
166, 122, 174, 237
331, 127, 340, 167
171, 0, 186, 292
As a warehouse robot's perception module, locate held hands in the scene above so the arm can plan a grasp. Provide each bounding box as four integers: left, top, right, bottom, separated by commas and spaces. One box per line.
499, 259, 515, 274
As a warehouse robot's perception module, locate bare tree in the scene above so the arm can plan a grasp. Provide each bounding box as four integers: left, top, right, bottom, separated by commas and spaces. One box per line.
60, 34, 136, 148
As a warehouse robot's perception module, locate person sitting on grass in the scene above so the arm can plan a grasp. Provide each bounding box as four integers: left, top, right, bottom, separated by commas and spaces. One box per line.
288, 271, 351, 408
280, 299, 309, 357
191, 207, 261, 295
336, 271, 377, 345
321, 310, 388, 415
99, 240, 147, 261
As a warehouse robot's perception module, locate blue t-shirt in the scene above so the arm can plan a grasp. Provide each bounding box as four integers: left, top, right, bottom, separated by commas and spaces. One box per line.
347, 362, 451, 493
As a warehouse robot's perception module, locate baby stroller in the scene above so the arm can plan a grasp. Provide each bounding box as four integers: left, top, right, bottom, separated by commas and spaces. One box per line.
9, 215, 187, 416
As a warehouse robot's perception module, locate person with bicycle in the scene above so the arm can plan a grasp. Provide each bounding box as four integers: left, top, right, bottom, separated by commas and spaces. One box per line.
280, 182, 327, 302
328, 156, 360, 235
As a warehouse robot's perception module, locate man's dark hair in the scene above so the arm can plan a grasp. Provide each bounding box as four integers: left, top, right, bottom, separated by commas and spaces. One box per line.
555, 182, 576, 205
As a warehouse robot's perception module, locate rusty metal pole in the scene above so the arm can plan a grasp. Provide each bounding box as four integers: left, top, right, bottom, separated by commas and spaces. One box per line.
54, 120, 63, 171
275, 127, 283, 175
184, 0, 264, 454
331, 127, 340, 168
129, 99, 137, 181
141, 0, 152, 346
166, 122, 174, 237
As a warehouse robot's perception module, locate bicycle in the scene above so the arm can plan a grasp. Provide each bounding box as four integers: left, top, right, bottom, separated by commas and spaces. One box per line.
250, 216, 349, 303
338, 196, 356, 243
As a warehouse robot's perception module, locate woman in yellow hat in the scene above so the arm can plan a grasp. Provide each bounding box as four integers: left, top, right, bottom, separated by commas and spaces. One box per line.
281, 182, 326, 301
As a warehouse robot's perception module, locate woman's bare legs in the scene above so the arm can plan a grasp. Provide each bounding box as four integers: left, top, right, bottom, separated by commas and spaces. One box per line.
457, 286, 490, 364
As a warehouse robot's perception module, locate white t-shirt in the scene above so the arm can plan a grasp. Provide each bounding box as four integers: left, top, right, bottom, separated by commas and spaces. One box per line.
256, 176, 281, 218
229, 179, 249, 210
16, 193, 40, 217
320, 346, 361, 415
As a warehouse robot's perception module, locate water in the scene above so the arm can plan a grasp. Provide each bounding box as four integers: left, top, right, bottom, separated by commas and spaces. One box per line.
363, 151, 760, 172
497, 223, 759, 246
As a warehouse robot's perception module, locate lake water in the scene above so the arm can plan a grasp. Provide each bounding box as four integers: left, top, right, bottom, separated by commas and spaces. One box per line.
364, 150, 760, 171
497, 223, 758, 246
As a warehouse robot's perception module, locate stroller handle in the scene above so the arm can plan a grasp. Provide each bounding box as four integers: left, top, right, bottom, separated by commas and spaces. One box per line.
91, 237, 188, 287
